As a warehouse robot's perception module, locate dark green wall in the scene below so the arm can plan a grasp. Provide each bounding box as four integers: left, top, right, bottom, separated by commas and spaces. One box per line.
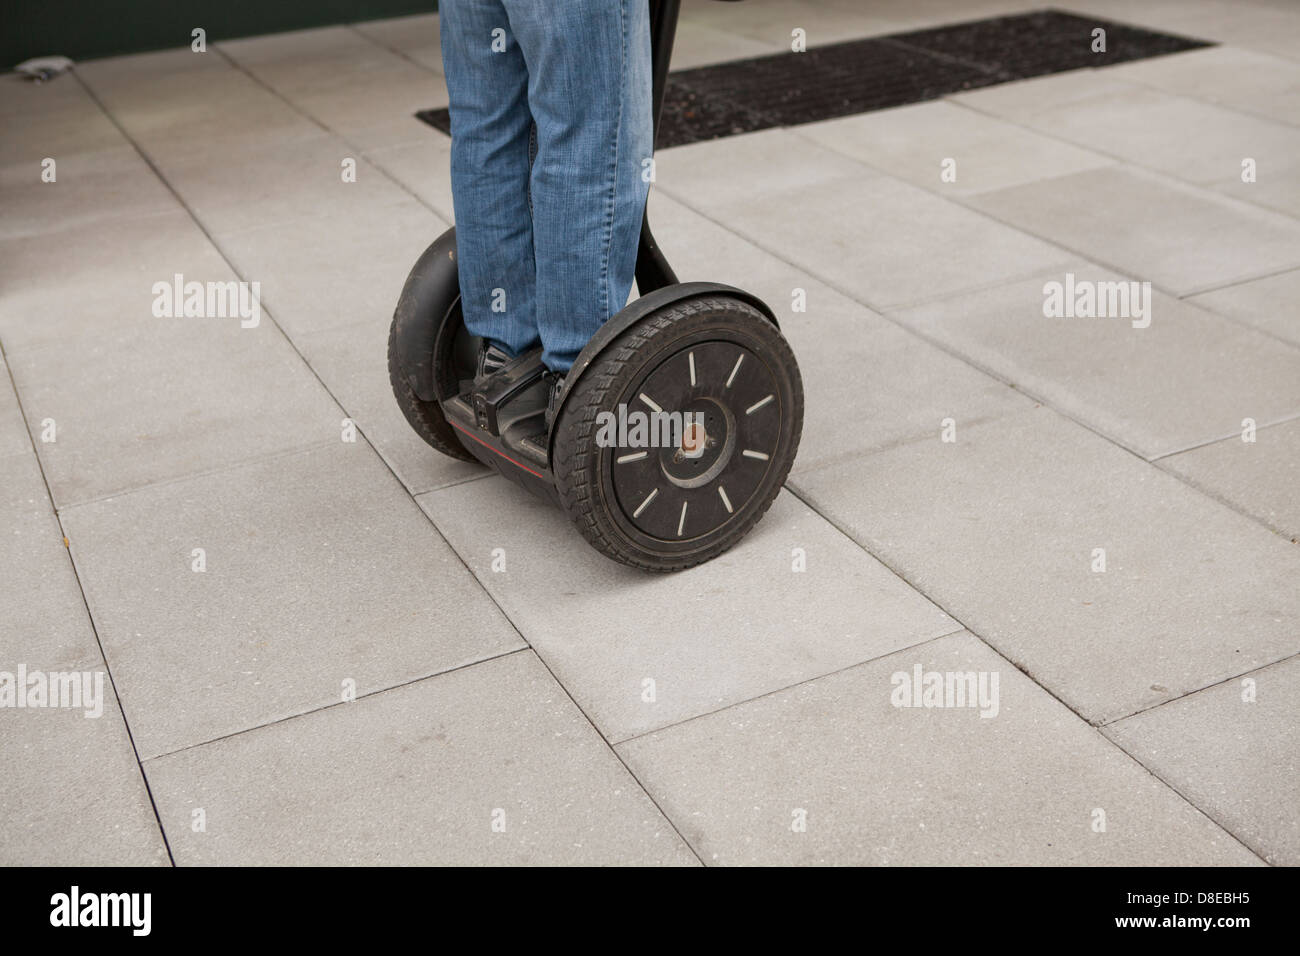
5, 1, 438, 67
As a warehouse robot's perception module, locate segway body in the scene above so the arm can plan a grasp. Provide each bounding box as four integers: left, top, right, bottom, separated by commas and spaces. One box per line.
387, 0, 803, 571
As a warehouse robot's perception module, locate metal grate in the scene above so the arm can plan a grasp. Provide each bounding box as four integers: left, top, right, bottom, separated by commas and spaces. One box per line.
416, 8, 1212, 149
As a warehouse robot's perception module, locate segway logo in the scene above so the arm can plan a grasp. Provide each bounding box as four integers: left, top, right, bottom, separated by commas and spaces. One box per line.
1042, 272, 1151, 328
595, 404, 703, 450
151, 273, 261, 328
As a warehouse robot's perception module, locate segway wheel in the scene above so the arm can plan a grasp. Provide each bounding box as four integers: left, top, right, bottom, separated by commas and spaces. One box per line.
554, 295, 803, 572
386, 306, 476, 463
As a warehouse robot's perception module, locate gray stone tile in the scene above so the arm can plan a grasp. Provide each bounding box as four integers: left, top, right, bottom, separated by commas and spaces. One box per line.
1160, 416, 1300, 539
216, 198, 446, 340
0, 452, 99, 668
983, 83, 1300, 189
361, 135, 454, 223
892, 265, 1300, 459
0, 453, 169, 865
659, 131, 1073, 309
950, 67, 1141, 124
2, 695, 170, 865
798, 100, 1114, 197
1212, 156, 1300, 220
157, 133, 416, 237
655, 128, 872, 211
8, 296, 342, 506
668, 19, 782, 69
1106, 655, 1300, 865
282, 65, 445, 151
296, 318, 485, 496
0, 210, 231, 353
1189, 267, 1300, 348
792, 406, 1300, 725
145, 651, 697, 865
0, 90, 123, 166
646, 190, 1035, 474
0, 146, 178, 241
218, 26, 413, 95
1103, 45, 1300, 126
418, 481, 958, 742
964, 166, 1300, 295
0, 358, 30, 460
618, 631, 1262, 865
352, 14, 445, 75
78, 60, 322, 166
60, 441, 523, 759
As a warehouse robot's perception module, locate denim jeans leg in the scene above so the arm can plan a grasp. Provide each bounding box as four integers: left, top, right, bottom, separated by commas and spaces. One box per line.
503, 0, 653, 373
440, 0, 540, 358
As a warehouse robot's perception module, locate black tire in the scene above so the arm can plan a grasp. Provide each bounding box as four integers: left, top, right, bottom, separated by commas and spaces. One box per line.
386, 315, 476, 462
554, 295, 803, 572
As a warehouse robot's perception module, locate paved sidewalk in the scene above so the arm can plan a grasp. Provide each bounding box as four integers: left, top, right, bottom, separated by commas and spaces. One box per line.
2, 0, 1297, 865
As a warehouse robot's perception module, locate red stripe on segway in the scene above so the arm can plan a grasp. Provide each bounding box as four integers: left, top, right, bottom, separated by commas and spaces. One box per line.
450, 419, 548, 479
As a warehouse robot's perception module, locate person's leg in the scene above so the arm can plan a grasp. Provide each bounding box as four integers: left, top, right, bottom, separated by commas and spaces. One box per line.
503, 0, 653, 373
440, 0, 540, 358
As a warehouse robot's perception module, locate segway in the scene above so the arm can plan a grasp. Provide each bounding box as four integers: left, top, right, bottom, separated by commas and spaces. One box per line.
388, 0, 803, 571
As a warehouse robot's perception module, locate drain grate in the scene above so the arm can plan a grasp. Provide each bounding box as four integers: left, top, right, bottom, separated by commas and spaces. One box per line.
416, 8, 1211, 149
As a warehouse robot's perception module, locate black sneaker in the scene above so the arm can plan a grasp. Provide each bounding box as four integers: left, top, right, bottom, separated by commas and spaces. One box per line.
544, 372, 566, 429
475, 342, 512, 384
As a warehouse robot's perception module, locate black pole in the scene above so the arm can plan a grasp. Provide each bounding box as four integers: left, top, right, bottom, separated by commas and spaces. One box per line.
635, 0, 682, 294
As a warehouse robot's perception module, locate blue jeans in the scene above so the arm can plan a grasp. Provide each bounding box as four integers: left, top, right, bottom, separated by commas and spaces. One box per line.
440, 0, 653, 373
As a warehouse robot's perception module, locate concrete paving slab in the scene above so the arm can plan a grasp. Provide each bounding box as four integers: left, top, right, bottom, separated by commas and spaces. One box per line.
361, 134, 454, 222
659, 130, 1073, 309
1160, 416, 1300, 539
618, 630, 1262, 865
418, 480, 958, 742
295, 317, 486, 496
155, 133, 415, 237
646, 190, 1035, 473
0, 453, 169, 865
0, 146, 178, 241
145, 650, 698, 865
668, 19, 783, 69
798, 100, 1114, 196
964, 166, 1300, 295
218, 26, 413, 95
277, 65, 445, 151
892, 265, 1300, 459
0, 71, 98, 119
1106, 654, 1300, 865
7, 300, 343, 506
792, 406, 1300, 725
1189, 267, 1300, 348
949, 67, 1144, 123
77, 63, 320, 163
1104, 45, 1300, 126
215, 198, 444, 340
0, 89, 123, 165
980, 83, 1300, 189
60, 441, 524, 759
655, 127, 874, 209
0, 451, 100, 668
351, 14, 445, 75
0, 210, 231, 353
1212, 156, 1300, 219
2, 690, 170, 866
0, 359, 31, 460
